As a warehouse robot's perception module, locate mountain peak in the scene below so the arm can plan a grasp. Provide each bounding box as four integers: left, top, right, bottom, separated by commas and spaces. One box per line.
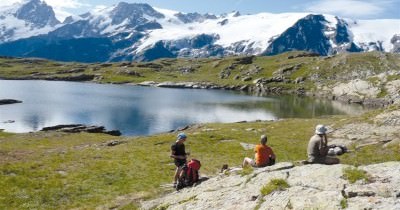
15, 0, 60, 27
110, 2, 164, 25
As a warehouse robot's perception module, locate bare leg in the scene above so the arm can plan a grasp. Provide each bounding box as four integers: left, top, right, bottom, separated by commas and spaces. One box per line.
174, 167, 182, 183
242, 157, 253, 168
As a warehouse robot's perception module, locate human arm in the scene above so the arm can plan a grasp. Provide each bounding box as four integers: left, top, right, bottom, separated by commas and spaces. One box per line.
319, 134, 329, 156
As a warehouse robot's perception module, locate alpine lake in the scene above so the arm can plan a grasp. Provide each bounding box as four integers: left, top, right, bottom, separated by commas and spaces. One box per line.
0, 80, 367, 136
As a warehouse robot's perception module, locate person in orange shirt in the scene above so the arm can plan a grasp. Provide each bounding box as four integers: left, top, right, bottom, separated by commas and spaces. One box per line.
242, 135, 275, 167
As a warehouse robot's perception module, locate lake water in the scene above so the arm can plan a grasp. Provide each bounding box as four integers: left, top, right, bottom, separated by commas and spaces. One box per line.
0, 80, 365, 136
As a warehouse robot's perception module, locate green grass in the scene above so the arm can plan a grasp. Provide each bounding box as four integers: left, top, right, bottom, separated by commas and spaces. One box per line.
239, 166, 254, 177
340, 143, 400, 166
1, 52, 399, 95
1, 110, 400, 208
340, 198, 348, 209
342, 167, 370, 184
260, 179, 289, 196
0, 117, 339, 209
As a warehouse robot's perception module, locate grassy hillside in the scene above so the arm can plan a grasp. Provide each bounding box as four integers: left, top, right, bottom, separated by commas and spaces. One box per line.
1, 52, 399, 93
1, 112, 399, 209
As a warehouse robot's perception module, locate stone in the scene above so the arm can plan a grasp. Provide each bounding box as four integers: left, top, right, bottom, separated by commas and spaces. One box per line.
138, 81, 158, 86
240, 142, 255, 150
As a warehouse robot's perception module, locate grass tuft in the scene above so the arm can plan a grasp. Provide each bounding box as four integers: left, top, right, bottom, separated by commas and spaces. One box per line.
342, 167, 370, 184
340, 198, 348, 209
260, 178, 289, 196
239, 166, 254, 177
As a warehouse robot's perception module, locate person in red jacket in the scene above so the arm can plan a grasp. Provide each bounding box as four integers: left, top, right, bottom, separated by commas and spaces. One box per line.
242, 135, 275, 167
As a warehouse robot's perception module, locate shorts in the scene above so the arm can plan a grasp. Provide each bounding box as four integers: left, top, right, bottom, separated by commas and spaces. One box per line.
251, 159, 268, 167
308, 156, 339, 165
174, 159, 186, 167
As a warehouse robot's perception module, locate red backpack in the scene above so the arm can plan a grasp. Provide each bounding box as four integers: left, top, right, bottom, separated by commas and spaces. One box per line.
176, 159, 201, 190
187, 159, 201, 182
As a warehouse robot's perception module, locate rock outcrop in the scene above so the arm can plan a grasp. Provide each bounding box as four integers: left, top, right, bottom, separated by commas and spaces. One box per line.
141, 162, 400, 210
41, 124, 121, 136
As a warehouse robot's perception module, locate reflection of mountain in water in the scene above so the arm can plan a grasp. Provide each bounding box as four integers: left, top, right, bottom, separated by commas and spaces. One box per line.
221, 95, 366, 118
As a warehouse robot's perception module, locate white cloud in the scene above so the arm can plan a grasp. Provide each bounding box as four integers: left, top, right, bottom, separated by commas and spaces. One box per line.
306, 0, 390, 18
0, 0, 90, 22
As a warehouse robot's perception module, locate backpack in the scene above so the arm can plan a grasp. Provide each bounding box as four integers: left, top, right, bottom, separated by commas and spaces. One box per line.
176, 159, 201, 190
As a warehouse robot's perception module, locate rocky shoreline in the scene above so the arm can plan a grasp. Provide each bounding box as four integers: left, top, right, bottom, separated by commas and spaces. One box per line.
41, 124, 121, 136
135, 80, 399, 107
2, 76, 397, 107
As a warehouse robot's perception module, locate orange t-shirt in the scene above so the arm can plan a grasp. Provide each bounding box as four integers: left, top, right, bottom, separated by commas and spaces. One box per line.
255, 144, 274, 166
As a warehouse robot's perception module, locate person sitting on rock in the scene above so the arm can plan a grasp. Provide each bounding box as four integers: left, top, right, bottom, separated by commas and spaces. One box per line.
170, 132, 189, 186
242, 135, 275, 168
307, 125, 340, 165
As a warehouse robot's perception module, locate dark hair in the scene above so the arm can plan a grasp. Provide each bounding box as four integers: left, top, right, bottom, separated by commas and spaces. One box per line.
260, 135, 267, 144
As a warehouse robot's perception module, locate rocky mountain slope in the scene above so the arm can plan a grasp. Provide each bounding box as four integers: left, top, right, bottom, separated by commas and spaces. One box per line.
0, 0, 399, 62
0, 0, 60, 43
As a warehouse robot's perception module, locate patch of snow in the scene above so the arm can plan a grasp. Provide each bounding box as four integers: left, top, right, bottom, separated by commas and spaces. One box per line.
349, 19, 400, 51
135, 12, 310, 53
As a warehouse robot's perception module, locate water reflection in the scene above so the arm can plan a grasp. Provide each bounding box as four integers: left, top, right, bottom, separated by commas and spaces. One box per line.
0, 80, 365, 136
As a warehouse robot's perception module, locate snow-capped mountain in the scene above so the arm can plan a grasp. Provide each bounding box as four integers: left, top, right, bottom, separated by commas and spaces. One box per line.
0, 0, 398, 62
0, 0, 60, 43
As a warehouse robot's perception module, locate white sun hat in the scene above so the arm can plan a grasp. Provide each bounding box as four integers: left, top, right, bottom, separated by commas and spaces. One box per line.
315, 124, 327, 134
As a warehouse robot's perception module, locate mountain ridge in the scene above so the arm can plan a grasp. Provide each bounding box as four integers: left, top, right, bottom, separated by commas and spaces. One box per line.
0, 0, 399, 62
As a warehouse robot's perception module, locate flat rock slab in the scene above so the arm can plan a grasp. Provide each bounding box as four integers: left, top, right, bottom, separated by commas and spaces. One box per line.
141, 162, 400, 210
240, 142, 256, 150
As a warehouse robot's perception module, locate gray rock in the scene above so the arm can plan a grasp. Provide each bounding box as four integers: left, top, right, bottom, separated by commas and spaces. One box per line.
141, 162, 400, 210
41, 124, 121, 136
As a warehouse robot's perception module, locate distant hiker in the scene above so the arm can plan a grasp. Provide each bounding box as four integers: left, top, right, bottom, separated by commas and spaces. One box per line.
307, 125, 340, 165
242, 135, 275, 168
170, 132, 189, 186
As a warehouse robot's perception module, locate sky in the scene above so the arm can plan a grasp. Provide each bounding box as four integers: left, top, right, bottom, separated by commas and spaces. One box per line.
1, 0, 399, 21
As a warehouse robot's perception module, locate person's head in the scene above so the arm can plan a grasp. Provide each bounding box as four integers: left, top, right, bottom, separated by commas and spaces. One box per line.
260, 135, 267, 145
176, 132, 187, 143
315, 124, 327, 135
